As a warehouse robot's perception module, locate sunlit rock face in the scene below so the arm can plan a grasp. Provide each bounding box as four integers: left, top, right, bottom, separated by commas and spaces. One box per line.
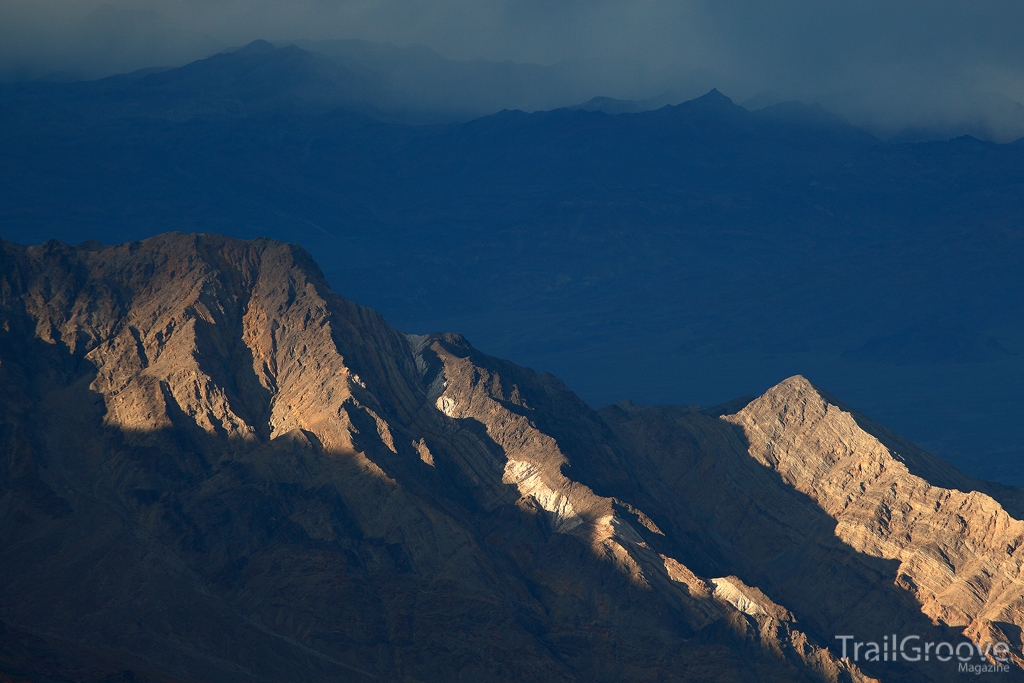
0, 233, 1020, 682
724, 377, 1024, 666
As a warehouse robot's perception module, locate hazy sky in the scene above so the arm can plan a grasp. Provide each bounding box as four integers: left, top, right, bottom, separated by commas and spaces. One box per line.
3, 0, 1024, 136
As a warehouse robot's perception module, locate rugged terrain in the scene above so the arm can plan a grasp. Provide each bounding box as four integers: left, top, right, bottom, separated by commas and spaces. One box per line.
4, 41, 1024, 484
1, 233, 1023, 682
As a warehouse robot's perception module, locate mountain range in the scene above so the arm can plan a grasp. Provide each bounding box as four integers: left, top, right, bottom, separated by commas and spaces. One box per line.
1, 40, 1022, 488
3, 233, 1024, 682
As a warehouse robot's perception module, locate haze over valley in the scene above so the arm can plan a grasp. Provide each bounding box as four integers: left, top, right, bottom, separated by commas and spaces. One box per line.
6, 0, 1024, 140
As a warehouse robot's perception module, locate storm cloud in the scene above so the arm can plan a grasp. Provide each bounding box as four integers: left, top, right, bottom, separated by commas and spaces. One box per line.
2, 0, 1024, 138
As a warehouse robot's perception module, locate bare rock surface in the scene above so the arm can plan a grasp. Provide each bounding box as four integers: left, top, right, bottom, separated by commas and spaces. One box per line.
0, 233, 1017, 681
725, 377, 1024, 665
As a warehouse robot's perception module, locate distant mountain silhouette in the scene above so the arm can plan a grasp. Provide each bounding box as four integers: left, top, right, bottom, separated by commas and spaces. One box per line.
884, 91, 1024, 143
568, 92, 683, 114
44, 38, 693, 124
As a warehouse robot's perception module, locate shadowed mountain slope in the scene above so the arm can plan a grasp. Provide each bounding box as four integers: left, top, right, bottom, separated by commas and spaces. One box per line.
2, 233, 1023, 681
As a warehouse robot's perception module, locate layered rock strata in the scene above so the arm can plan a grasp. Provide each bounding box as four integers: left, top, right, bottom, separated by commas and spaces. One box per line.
1, 233, 1019, 682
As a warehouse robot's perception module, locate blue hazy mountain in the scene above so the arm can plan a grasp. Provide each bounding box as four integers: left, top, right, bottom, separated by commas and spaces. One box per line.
1, 41, 1022, 484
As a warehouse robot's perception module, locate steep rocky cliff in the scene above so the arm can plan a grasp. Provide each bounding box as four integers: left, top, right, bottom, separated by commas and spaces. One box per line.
0, 234, 1019, 682
724, 379, 1024, 665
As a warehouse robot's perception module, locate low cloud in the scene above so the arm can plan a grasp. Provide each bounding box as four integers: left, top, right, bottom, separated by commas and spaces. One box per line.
3, 0, 1024, 139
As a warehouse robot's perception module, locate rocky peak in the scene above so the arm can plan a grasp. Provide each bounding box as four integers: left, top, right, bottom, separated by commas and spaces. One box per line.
1, 235, 1017, 682
726, 375, 1024, 665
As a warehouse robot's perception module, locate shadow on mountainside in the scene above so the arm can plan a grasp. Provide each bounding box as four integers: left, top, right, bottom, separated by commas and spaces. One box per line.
394, 331, 1024, 682
0, 320, 835, 682
594, 403, 1020, 683
3, 236, 1022, 682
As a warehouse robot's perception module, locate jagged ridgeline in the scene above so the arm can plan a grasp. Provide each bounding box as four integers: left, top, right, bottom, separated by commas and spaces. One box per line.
2, 233, 1023, 682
